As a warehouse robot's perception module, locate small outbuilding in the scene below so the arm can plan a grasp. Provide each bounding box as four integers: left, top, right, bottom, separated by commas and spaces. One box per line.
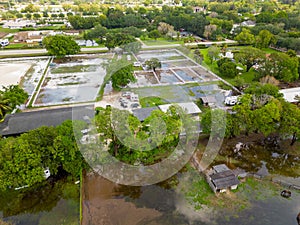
207, 164, 240, 193
200, 96, 217, 107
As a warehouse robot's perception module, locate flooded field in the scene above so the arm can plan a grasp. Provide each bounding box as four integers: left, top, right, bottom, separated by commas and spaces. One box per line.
136, 50, 185, 62
132, 49, 219, 87
0, 58, 49, 96
34, 56, 111, 106
0, 176, 80, 225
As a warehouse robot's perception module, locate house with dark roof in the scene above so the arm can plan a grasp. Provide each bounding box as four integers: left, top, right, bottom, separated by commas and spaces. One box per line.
207, 164, 240, 193
0, 105, 94, 137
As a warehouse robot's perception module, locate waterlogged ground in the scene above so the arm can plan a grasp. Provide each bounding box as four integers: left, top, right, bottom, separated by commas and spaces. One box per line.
1, 142, 299, 225
82, 163, 300, 225
80, 135, 300, 225
0, 176, 80, 225
34, 55, 112, 106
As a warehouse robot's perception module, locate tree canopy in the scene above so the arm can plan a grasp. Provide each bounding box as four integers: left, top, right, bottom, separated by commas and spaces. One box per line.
0, 85, 28, 121
43, 35, 80, 58
0, 120, 88, 190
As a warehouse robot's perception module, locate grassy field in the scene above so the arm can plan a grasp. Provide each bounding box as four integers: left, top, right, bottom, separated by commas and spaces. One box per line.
142, 37, 183, 46
0, 27, 19, 33
199, 46, 279, 85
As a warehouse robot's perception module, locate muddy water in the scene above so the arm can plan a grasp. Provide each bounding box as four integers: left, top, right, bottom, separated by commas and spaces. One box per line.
0, 176, 80, 225
82, 170, 300, 225
82, 140, 300, 225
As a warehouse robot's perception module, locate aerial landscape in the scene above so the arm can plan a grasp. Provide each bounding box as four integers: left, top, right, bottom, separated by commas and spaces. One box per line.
0, 0, 300, 224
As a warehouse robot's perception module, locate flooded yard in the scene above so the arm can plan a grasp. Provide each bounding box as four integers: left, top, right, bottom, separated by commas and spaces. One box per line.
133, 71, 159, 87
156, 69, 183, 84
136, 50, 185, 62
34, 56, 111, 106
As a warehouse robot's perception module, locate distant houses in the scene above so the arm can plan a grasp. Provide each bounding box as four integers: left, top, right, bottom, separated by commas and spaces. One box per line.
3, 20, 36, 29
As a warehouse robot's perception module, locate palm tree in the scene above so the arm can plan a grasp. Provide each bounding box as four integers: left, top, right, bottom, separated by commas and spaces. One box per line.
0, 97, 11, 121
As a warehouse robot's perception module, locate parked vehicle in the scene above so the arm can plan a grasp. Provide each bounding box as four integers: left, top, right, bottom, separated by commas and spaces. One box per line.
0, 39, 9, 47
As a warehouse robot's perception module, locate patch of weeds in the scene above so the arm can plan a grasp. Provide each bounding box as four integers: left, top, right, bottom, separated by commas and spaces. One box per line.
188, 90, 195, 97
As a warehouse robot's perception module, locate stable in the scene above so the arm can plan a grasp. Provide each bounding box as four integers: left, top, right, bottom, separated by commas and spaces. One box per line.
207, 164, 240, 193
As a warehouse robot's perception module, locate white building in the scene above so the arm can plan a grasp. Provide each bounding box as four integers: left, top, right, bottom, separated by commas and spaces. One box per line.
279, 87, 300, 103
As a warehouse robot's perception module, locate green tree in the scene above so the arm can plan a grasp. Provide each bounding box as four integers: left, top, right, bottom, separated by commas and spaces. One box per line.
201, 108, 227, 138
105, 33, 135, 50
252, 99, 282, 136
255, 30, 277, 49
0, 97, 10, 121
207, 46, 220, 63
145, 58, 161, 72
234, 28, 255, 45
244, 83, 283, 99
257, 52, 299, 82
0, 85, 28, 121
234, 47, 265, 72
232, 94, 254, 135
111, 64, 136, 90
219, 61, 238, 78
85, 24, 107, 42
43, 35, 80, 58
279, 100, 300, 145
148, 29, 160, 40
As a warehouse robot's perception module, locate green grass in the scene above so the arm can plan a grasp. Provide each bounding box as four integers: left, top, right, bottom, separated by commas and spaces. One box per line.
0, 27, 19, 33
139, 96, 167, 107
3, 43, 32, 49
143, 37, 183, 46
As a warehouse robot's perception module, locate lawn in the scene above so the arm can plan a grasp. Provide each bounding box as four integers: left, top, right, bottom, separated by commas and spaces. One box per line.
199, 47, 261, 85
3, 43, 30, 49
0, 27, 19, 33
139, 96, 167, 107
142, 37, 183, 46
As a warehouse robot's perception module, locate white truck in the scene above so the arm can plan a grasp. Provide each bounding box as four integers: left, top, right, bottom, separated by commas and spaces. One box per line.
224, 96, 239, 106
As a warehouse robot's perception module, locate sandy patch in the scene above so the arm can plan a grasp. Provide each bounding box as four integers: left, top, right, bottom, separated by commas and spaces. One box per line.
0, 63, 32, 88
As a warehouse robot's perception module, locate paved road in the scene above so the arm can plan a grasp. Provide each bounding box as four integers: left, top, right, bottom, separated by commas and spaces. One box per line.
0, 47, 108, 56
0, 39, 238, 57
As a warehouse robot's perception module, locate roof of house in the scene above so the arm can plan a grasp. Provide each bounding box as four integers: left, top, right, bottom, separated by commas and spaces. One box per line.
279, 87, 300, 103
0, 105, 94, 136
132, 107, 158, 121
158, 102, 202, 115
200, 96, 217, 104
210, 170, 240, 190
213, 164, 230, 173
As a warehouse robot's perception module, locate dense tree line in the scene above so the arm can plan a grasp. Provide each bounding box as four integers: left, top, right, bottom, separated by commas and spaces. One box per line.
202, 92, 300, 145
0, 120, 88, 190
